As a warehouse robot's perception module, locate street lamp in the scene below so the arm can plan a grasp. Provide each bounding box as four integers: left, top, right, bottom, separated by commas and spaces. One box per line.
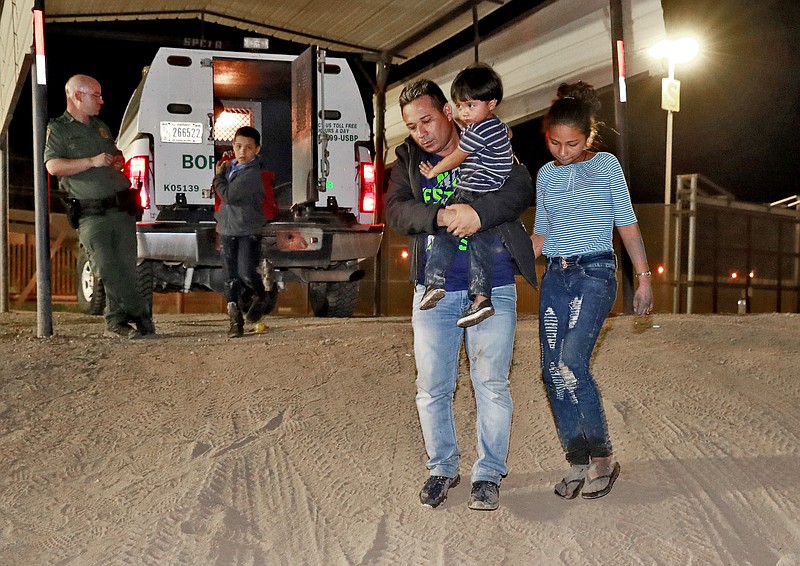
648, 37, 699, 307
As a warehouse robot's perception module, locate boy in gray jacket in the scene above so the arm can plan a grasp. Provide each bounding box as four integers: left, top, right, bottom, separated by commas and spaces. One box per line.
214, 126, 269, 337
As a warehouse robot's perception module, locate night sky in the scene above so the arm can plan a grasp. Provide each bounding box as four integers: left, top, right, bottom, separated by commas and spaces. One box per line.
7, 0, 800, 206
641, 0, 800, 203
510, 0, 800, 204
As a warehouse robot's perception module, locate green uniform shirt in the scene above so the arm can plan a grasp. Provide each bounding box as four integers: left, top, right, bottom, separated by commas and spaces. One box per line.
44, 111, 130, 199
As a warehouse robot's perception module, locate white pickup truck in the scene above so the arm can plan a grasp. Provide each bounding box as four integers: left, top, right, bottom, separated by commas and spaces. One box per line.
75, 46, 383, 318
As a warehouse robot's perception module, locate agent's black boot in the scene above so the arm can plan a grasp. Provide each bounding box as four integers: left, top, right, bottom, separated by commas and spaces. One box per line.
227, 301, 244, 338
133, 315, 157, 337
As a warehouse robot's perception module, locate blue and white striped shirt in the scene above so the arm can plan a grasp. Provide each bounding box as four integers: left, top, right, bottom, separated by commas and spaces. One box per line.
534, 152, 637, 257
457, 116, 512, 193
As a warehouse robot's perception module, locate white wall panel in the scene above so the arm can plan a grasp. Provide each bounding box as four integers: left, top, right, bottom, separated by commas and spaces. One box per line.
1, 0, 34, 137
381, 0, 667, 163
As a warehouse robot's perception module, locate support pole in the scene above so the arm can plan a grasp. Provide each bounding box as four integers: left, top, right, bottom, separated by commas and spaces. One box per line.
609, 0, 634, 313
663, 106, 673, 290
472, 4, 480, 62
663, 57, 676, 304
32, 2, 53, 336
686, 175, 697, 313
372, 52, 391, 316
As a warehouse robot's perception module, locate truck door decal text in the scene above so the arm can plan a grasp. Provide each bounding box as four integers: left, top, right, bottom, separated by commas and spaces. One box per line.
163, 184, 201, 192
323, 122, 360, 143
182, 155, 215, 169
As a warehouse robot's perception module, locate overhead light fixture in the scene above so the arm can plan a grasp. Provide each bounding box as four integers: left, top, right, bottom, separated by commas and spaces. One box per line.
244, 37, 270, 51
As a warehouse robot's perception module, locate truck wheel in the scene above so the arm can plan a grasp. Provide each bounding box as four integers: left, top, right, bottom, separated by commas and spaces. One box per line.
309, 281, 359, 318
136, 260, 155, 316
75, 247, 105, 315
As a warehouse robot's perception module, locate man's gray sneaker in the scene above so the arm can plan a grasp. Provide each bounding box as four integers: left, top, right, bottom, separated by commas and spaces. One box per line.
104, 323, 140, 339
419, 474, 460, 508
468, 480, 499, 511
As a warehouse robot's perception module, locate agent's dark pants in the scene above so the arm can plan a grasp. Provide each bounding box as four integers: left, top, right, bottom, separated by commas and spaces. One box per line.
220, 234, 266, 305
78, 209, 147, 328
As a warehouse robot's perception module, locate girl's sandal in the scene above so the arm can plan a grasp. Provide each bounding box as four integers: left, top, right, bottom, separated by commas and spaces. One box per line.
581, 461, 621, 499
554, 464, 588, 499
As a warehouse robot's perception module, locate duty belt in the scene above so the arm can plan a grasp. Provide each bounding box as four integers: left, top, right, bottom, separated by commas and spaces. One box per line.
79, 195, 118, 215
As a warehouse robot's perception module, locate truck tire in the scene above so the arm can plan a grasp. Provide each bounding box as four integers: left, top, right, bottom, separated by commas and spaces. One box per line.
136, 260, 155, 316
309, 281, 359, 318
75, 247, 105, 316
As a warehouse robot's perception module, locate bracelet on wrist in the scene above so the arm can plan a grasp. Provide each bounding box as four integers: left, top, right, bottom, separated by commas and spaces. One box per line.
636, 270, 652, 278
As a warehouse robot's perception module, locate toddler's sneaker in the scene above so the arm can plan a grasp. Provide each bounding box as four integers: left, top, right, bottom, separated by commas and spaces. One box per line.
419, 286, 446, 310
457, 297, 494, 328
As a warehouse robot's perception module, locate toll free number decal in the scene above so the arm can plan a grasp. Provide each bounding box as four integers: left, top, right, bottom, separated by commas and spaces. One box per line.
160, 121, 203, 143
324, 122, 361, 142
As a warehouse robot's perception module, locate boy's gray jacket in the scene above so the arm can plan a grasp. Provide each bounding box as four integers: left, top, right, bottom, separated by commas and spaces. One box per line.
214, 160, 266, 237
385, 136, 538, 288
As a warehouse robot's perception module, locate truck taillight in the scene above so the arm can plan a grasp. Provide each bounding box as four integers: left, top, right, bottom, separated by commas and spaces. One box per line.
125, 156, 150, 209
359, 162, 376, 213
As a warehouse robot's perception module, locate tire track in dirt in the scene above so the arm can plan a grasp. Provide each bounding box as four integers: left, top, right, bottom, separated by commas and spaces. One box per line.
591, 316, 799, 564
3, 312, 800, 564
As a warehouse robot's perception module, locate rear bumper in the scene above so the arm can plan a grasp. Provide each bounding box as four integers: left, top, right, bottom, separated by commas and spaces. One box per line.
136, 221, 383, 269
262, 221, 383, 268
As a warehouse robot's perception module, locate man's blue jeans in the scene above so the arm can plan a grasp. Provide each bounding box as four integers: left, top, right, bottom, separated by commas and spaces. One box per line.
539, 251, 617, 465
412, 283, 516, 484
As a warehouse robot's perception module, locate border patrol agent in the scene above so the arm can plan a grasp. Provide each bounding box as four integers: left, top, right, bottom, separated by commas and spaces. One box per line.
44, 74, 155, 338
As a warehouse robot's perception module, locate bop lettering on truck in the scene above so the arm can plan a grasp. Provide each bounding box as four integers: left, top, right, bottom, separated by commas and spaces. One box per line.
182, 155, 215, 169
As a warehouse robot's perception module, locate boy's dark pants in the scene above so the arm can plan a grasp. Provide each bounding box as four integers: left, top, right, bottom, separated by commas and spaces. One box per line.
220, 234, 266, 305
424, 188, 493, 299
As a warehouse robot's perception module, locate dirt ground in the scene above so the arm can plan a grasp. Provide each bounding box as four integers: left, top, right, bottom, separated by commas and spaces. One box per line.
1, 310, 799, 565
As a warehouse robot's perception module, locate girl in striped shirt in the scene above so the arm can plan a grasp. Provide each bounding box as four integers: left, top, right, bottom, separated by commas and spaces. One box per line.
531, 81, 653, 500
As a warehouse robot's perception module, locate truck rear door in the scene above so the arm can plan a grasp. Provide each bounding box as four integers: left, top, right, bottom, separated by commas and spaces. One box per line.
146, 52, 215, 207
291, 46, 320, 209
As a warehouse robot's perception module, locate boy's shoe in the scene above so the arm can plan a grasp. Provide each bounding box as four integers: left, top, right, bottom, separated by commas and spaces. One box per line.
419, 474, 460, 508
419, 286, 446, 310
240, 291, 253, 317
457, 298, 495, 328
227, 302, 244, 338
468, 481, 500, 511
245, 294, 269, 323
104, 323, 140, 339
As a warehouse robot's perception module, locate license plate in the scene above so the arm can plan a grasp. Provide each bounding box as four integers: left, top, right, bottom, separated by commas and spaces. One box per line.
160, 122, 203, 143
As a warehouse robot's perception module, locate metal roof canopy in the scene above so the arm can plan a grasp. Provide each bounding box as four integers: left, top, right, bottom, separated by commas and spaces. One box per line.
0, 0, 667, 136
44, 0, 509, 61
1, 0, 529, 139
